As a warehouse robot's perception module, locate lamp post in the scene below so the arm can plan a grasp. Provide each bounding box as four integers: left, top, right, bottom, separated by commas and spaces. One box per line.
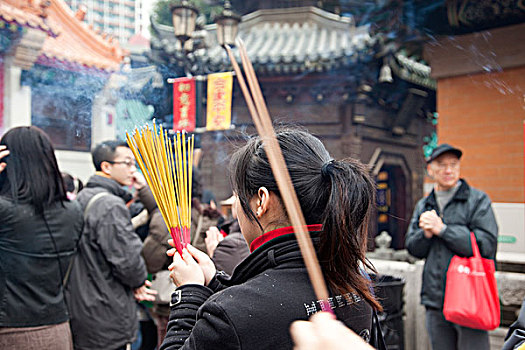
169, 0, 241, 132
171, 0, 241, 52
170, 0, 199, 47
214, 0, 242, 47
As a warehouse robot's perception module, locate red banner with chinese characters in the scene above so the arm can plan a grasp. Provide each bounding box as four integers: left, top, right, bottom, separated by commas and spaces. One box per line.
173, 77, 196, 132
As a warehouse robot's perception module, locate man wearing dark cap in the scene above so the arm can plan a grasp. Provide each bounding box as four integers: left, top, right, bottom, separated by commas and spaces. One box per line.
405, 144, 498, 350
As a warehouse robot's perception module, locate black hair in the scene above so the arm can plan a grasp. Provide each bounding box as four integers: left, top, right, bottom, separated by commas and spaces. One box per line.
0, 126, 67, 213
230, 129, 381, 310
92, 140, 128, 171
62, 172, 84, 194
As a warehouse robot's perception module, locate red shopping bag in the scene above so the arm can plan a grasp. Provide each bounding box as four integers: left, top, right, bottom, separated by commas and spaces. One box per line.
443, 232, 500, 330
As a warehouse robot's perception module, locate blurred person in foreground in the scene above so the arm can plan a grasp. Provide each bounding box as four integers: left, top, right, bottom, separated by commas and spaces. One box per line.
405, 144, 498, 350
0, 126, 83, 349
160, 129, 382, 349
65, 140, 156, 350
290, 312, 374, 350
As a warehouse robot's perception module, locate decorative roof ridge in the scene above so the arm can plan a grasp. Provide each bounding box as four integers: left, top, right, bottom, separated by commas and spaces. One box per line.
49, 0, 123, 62
234, 6, 355, 32
394, 52, 431, 76
389, 53, 436, 90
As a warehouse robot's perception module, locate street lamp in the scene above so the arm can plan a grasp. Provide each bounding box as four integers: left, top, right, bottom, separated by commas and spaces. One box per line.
214, 0, 242, 47
170, 0, 199, 46
171, 0, 241, 50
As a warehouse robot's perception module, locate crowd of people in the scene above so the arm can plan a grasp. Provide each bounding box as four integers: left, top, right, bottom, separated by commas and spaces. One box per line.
0, 125, 520, 350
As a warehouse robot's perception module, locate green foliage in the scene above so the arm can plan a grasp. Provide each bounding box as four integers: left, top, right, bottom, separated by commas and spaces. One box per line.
422, 113, 438, 158
153, 0, 173, 26
152, 0, 223, 26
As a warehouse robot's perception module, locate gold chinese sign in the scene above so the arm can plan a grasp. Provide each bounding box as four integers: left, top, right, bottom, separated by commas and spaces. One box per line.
206, 72, 233, 131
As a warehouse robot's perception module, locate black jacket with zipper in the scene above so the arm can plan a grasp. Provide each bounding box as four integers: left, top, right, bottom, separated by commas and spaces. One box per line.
160, 230, 374, 350
405, 179, 498, 309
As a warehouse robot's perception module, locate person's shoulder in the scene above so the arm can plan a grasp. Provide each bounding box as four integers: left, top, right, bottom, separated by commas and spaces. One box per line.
79, 188, 122, 205
411, 195, 428, 211
467, 185, 492, 202
219, 232, 248, 247
61, 199, 83, 216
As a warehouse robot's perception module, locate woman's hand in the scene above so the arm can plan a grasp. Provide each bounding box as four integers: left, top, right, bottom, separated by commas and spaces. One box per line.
186, 244, 216, 285
133, 280, 157, 302
167, 242, 217, 286
167, 247, 205, 287
205, 226, 224, 257
0, 145, 9, 173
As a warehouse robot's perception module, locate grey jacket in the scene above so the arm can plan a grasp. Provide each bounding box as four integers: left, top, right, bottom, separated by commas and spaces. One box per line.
65, 175, 148, 350
405, 179, 498, 309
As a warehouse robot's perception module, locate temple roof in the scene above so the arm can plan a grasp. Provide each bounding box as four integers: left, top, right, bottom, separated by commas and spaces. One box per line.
0, 0, 124, 72
0, 0, 59, 37
151, 6, 376, 75
150, 6, 434, 88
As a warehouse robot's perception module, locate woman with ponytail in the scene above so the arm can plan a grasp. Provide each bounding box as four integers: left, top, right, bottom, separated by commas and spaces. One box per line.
161, 129, 381, 350
0, 127, 83, 349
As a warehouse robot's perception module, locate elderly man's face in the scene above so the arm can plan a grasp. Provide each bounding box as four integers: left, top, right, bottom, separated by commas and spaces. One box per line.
427, 152, 460, 191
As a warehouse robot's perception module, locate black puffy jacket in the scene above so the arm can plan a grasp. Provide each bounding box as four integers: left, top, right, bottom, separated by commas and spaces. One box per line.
0, 197, 83, 327
160, 226, 374, 350
405, 180, 498, 309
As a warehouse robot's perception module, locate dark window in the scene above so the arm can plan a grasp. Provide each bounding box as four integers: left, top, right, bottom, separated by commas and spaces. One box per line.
31, 91, 91, 151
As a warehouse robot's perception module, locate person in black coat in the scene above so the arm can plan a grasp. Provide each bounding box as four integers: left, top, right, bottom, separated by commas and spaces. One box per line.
160, 129, 382, 350
405, 144, 498, 350
0, 126, 83, 349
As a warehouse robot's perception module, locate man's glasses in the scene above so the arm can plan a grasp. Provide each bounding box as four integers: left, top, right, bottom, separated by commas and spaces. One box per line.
107, 159, 137, 168
436, 162, 459, 170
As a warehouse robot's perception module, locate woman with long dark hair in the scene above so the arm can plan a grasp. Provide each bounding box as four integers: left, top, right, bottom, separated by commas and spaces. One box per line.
161, 129, 381, 350
0, 126, 83, 349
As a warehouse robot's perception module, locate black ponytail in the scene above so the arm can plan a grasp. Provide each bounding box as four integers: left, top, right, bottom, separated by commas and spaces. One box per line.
319, 158, 381, 310
230, 128, 381, 310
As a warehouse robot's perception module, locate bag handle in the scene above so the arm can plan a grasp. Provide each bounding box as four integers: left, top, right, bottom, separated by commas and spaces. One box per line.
470, 232, 481, 258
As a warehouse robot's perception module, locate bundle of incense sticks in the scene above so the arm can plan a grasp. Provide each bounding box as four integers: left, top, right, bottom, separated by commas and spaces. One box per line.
225, 40, 332, 308
126, 124, 194, 256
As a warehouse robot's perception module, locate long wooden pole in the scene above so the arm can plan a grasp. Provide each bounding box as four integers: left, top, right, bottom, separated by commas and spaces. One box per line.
226, 41, 331, 305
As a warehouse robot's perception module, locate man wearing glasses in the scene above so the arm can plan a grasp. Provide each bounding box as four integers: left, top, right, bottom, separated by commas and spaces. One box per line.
405, 144, 498, 350
66, 141, 156, 350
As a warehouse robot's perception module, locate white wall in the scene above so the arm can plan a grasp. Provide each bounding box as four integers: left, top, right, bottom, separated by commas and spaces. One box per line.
492, 202, 525, 258
2, 58, 31, 132
55, 150, 94, 184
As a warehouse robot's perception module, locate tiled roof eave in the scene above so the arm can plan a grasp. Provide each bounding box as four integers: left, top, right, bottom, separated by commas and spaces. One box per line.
0, 3, 59, 37
389, 55, 436, 90
36, 55, 116, 75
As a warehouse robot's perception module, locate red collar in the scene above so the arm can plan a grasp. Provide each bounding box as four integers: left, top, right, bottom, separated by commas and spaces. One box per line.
249, 224, 323, 253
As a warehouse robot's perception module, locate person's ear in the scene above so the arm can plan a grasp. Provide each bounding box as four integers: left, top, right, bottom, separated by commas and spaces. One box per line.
426, 163, 434, 179
256, 187, 270, 218
100, 161, 112, 175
